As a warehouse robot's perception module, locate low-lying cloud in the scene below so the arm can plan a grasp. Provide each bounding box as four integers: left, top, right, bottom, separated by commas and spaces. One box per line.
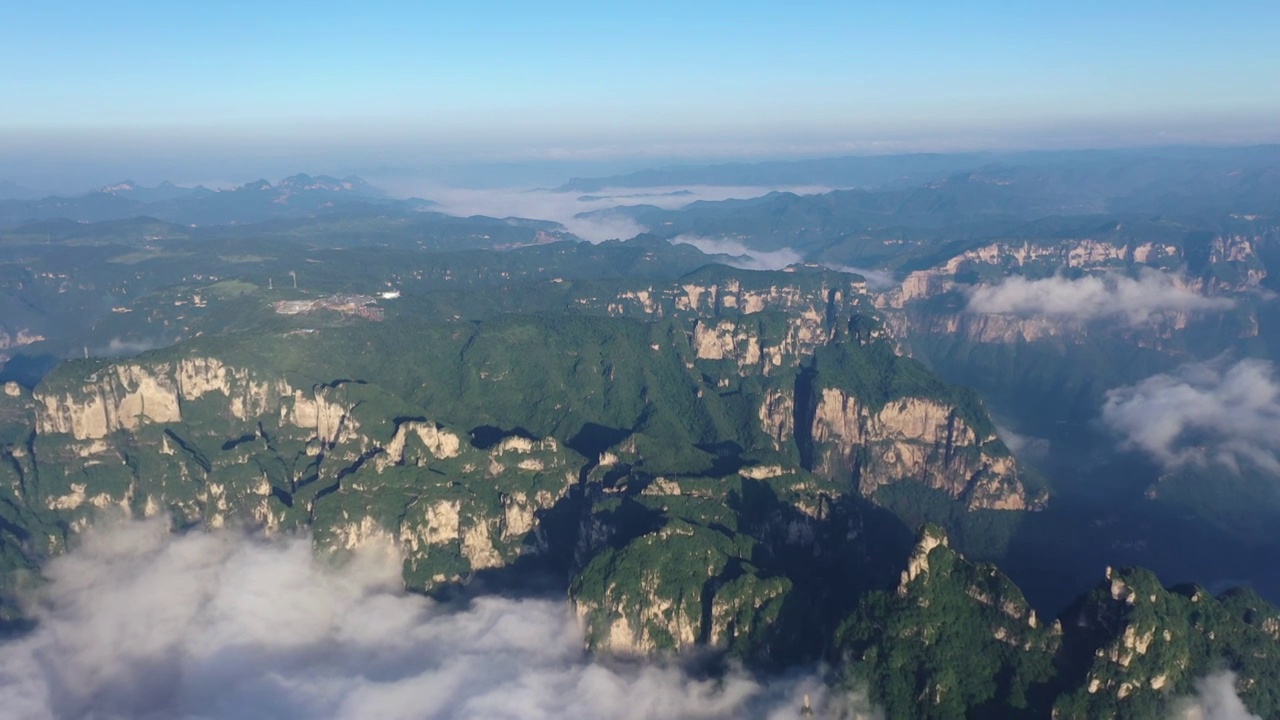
671, 236, 898, 290
994, 423, 1050, 460
967, 270, 1234, 324
1101, 357, 1280, 475
92, 336, 176, 358
830, 264, 899, 292
1171, 671, 1262, 720
373, 183, 833, 242
673, 236, 804, 271
0, 521, 879, 720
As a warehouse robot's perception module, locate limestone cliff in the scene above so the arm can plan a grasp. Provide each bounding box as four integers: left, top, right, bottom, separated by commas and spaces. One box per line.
0, 282, 1048, 670
16, 354, 585, 589
0, 327, 44, 366
34, 357, 288, 440
689, 312, 830, 376
872, 233, 1264, 348
759, 382, 1038, 511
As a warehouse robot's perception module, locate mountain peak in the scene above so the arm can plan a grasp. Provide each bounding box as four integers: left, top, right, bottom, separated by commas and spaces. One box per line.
99, 181, 138, 194
276, 173, 378, 195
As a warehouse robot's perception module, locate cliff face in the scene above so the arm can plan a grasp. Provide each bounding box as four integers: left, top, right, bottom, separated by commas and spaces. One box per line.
588, 270, 867, 321
12, 353, 584, 588
578, 270, 1041, 509
808, 391, 1028, 509
689, 312, 830, 376
873, 233, 1265, 348
580, 267, 891, 366
566, 463, 877, 659
888, 234, 1265, 298
34, 357, 288, 440
0, 327, 44, 367
756, 380, 1038, 511
0, 267, 1046, 670
571, 519, 775, 656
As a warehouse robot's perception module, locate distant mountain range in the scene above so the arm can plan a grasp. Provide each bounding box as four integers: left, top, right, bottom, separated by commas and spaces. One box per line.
0, 173, 412, 228
557, 145, 1280, 194
575, 150, 1280, 271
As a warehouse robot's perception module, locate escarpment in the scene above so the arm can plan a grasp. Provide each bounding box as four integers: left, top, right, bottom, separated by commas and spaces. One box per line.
871, 233, 1265, 349
0, 266, 1046, 669
34, 357, 288, 440
807, 390, 1031, 510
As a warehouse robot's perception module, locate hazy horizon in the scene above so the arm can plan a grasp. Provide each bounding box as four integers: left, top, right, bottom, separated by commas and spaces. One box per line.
4, 2, 1280, 191
5, 139, 1280, 198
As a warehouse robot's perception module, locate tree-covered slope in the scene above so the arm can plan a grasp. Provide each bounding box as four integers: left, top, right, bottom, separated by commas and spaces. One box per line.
838, 526, 1280, 719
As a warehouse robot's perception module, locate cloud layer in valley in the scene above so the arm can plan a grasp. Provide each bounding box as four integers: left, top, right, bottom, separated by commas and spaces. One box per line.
1101, 357, 1280, 474
994, 423, 1050, 460
672, 236, 803, 271
830, 264, 899, 292
0, 521, 878, 720
671, 236, 898, 289
967, 270, 1234, 324
374, 183, 833, 242
92, 336, 177, 358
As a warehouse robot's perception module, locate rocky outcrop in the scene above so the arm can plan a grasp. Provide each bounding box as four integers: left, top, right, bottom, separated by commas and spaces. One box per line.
872, 234, 1266, 348
841, 525, 1063, 717
586, 270, 867, 326
898, 524, 948, 594
690, 313, 831, 375
889, 311, 1082, 344
757, 389, 794, 451
35, 358, 290, 440
371, 420, 462, 471
0, 327, 45, 367
801, 389, 1036, 510
16, 350, 590, 591
570, 513, 794, 657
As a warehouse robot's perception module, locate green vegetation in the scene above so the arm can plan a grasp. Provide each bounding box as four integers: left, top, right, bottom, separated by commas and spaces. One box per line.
812, 337, 1001, 438
2, 163, 1279, 719
837, 527, 1280, 719
839, 528, 1059, 717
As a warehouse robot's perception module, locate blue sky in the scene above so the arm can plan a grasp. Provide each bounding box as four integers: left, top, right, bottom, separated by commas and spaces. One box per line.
2, 1, 1279, 184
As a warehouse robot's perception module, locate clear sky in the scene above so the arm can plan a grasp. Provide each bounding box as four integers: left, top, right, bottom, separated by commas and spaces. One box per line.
2, 1, 1279, 185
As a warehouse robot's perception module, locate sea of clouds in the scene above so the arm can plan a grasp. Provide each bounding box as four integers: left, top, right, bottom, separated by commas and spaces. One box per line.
0, 521, 1263, 719
384, 184, 833, 244
0, 521, 878, 720
377, 181, 903, 286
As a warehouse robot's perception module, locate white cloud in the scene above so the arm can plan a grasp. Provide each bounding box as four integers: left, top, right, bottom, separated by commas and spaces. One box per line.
966, 270, 1234, 324
0, 521, 880, 720
829, 264, 898, 292
670, 238, 898, 290
370, 183, 834, 243
92, 337, 176, 358
672, 236, 804, 271
1101, 358, 1280, 475
1171, 672, 1262, 720
994, 423, 1050, 460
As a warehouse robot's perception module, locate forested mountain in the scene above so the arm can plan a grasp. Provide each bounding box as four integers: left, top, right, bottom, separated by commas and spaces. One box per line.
2, 146, 1278, 717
